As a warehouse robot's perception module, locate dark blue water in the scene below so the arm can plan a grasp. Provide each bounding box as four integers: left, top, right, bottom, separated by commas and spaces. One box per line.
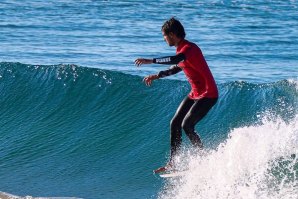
0, 1, 297, 199
1, 0, 298, 82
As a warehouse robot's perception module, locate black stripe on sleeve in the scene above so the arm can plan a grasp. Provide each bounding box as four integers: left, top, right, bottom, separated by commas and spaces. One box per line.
153, 53, 185, 65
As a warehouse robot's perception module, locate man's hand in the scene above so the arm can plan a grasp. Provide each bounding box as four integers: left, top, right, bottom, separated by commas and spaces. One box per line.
143, 74, 159, 86
135, 58, 153, 67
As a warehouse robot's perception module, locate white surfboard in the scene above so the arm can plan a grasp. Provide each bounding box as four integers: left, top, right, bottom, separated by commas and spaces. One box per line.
159, 170, 188, 178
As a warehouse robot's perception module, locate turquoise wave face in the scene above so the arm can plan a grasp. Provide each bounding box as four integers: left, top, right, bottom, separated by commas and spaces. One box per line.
0, 62, 297, 198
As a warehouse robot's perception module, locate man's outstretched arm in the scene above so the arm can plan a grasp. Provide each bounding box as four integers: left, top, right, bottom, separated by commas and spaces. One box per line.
135, 53, 185, 67
153, 53, 185, 65
157, 65, 182, 78
143, 65, 182, 86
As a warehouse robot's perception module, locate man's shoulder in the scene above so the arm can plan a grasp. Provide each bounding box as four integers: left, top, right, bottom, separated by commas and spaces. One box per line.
179, 40, 201, 54
186, 40, 200, 49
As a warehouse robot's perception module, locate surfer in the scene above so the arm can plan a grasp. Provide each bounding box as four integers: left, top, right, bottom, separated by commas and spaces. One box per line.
135, 17, 218, 173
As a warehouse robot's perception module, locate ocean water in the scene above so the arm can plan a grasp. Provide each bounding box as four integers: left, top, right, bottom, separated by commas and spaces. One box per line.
0, 1, 297, 199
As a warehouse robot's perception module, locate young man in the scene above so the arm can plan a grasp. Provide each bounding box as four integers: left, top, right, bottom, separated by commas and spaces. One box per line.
135, 17, 218, 173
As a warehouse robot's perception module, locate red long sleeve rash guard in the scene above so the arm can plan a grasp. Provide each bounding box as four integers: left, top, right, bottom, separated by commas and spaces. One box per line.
153, 39, 218, 100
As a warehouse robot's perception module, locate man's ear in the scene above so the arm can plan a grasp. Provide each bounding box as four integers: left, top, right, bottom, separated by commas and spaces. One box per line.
168, 32, 175, 38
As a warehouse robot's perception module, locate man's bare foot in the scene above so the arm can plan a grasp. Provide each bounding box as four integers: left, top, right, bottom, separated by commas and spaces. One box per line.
154, 162, 174, 174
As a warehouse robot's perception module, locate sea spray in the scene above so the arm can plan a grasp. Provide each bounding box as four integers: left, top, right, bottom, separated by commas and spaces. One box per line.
159, 116, 298, 199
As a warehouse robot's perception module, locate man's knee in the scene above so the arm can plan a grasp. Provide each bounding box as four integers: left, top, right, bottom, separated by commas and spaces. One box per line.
181, 119, 194, 135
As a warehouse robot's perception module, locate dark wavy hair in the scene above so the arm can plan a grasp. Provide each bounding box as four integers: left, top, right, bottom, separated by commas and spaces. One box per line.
161, 17, 186, 39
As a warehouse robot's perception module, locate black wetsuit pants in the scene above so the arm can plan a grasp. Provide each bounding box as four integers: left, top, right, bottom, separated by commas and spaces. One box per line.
170, 96, 218, 160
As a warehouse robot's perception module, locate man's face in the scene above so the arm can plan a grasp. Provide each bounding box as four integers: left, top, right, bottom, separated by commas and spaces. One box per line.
162, 31, 175, 46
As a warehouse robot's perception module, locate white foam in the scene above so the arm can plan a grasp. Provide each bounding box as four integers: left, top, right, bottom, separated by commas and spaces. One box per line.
0, 192, 81, 199
288, 78, 298, 91
159, 116, 298, 199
